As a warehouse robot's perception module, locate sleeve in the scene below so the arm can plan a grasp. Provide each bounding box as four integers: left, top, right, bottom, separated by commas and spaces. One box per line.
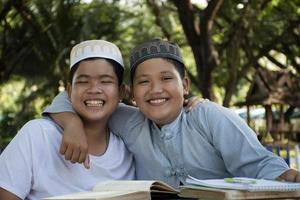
0, 122, 38, 199
42, 91, 75, 116
194, 102, 289, 179
108, 103, 140, 137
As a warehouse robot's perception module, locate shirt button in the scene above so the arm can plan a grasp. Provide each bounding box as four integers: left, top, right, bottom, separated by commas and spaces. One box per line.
165, 135, 172, 140
165, 169, 176, 177
171, 170, 176, 176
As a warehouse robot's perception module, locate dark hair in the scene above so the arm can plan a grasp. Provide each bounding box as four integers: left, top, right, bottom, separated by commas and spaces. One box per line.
130, 58, 185, 84
69, 57, 124, 86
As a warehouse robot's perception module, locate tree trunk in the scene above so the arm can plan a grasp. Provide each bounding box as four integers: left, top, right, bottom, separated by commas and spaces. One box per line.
171, 0, 222, 100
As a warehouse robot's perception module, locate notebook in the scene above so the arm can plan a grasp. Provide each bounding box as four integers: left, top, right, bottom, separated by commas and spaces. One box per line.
186, 175, 300, 192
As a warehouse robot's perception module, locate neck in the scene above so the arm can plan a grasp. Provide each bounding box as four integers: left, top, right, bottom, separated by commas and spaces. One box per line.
154, 110, 182, 129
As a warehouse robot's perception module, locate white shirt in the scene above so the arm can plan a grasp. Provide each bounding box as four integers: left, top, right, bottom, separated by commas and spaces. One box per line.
0, 119, 135, 200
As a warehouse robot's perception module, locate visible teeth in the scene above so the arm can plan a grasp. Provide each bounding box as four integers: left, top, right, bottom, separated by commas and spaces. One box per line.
85, 100, 104, 107
149, 99, 166, 104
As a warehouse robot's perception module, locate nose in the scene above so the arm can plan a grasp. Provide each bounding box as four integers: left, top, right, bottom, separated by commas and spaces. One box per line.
150, 81, 163, 94
88, 81, 103, 94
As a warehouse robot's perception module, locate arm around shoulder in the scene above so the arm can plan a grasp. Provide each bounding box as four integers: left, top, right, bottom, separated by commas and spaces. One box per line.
53, 112, 89, 168
42, 91, 74, 116
42, 91, 89, 168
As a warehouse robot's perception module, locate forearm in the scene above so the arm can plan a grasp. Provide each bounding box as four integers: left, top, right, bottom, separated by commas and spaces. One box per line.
49, 111, 88, 167
50, 112, 83, 130
0, 188, 21, 200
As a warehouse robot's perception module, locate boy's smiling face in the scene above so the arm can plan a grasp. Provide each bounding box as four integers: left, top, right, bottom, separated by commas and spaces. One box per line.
132, 58, 189, 127
68, 59, 120, 124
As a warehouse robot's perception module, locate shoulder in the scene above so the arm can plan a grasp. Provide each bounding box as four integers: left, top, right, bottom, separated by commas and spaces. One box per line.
189, 100, 240, 120
109, 132, 127, 147
17, 118, 61, 143
21, 118, 59, 132
0, 119, 59, 161
186, 100, 245, 132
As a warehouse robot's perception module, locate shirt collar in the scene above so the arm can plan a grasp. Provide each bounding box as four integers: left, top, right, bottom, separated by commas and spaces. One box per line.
151, 109, 184, 137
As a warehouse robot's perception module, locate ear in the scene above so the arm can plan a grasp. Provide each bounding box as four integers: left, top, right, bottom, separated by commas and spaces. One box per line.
182, 77, 190, 97
66, 82, 72, 98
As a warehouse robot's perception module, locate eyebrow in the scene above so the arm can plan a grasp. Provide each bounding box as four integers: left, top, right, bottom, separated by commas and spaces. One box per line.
136, 71, 173, 77
75, 74, 89, 79
161, 71, 173, 75
75, 74, 115, 79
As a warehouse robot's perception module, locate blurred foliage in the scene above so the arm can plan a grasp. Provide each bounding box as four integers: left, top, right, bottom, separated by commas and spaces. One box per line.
0, 0, 299, 149
0, 0, 167, 148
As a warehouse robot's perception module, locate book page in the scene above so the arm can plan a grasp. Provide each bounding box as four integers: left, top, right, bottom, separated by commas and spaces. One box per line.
150, 182, 179, 193
186, 176, 300, 192
93, 180, 178, 193
44, 191, 145, 200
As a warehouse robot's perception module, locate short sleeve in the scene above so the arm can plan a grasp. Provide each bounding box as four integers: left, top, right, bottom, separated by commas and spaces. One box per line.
0, 122, 37, 199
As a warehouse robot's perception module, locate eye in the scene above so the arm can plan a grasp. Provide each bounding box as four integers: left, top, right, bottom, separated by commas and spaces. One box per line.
75, 80, 88, 84
162, 76, 173, 81
137, 80, 149, 85
101, 78, 114, 84
102, 80, 113, 84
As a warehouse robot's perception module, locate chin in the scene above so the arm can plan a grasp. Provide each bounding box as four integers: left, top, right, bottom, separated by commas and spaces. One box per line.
150, 116, 169, 125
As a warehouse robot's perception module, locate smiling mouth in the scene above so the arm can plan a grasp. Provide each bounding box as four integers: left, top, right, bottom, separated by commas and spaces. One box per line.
84, 100, 105, 107
148, 98, 167, 105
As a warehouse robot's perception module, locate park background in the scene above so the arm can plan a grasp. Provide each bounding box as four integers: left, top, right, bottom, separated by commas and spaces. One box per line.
0, 0, 299, 166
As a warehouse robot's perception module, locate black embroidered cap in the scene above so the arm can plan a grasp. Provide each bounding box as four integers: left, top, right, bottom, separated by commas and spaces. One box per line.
129, 38, 185, 80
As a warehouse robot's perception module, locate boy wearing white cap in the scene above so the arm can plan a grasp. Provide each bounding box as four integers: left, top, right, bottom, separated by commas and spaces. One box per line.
0, 40, 135, 200
43, 38, 300, 188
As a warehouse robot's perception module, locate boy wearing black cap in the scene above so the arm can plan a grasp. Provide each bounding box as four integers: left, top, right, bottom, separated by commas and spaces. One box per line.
0, 40, 135, 200
43, 39, 300, 188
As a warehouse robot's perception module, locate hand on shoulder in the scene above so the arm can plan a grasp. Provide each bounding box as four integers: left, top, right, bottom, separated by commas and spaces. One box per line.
184, 96, 209, 112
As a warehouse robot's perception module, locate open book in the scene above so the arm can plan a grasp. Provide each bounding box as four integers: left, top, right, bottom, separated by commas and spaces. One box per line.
43, 180, 180, 200
44, 178, 300, 200
186, 175, 300, 192
179, 175, 300, 199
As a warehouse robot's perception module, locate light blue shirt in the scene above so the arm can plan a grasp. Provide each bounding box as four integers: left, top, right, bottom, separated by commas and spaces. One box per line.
43, 92, 289, 188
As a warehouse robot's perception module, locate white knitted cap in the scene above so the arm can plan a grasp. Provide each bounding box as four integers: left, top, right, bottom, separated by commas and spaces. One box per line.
70, 40, 124, 69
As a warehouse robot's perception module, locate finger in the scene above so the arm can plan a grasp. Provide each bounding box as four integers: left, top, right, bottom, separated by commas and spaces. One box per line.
84, 155, 90, 169
64, 147, 73, 161
183, 98, 188, 106
70, 148, 81, 163
59, 142, 68, 155
185, 97, 197, 112
78, 148, 88, 163
187, 99, 195, 108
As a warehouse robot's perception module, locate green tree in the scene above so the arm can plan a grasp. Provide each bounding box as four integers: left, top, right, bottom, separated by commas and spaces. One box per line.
0, 0, 138, 144
147, 0, 300, 106
1, 0, 299, 149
